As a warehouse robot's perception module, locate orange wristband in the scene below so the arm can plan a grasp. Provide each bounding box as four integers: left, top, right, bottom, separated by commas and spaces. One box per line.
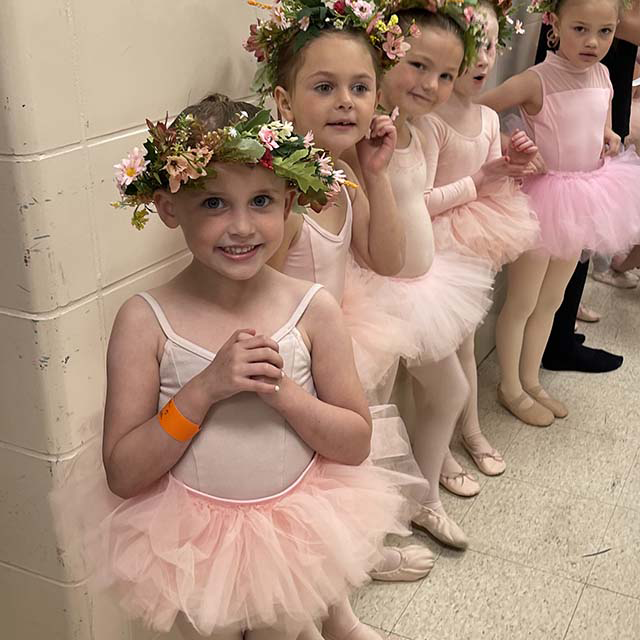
158, 398, 200, 442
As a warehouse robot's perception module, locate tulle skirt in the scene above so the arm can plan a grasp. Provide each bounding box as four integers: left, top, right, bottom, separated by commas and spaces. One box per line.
342, 255, 417, 395
346, 252, 494, 365
432, 178, 541, 270
52, 447, 414, 636
522, 147, 640, 259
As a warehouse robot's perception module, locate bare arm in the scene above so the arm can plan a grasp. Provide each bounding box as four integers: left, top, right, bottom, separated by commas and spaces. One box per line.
476, 70, 543, 117
349, 115, 406, 276
616, 0, 640, 46
103, 297, 283, 498
259, 289, 372, 465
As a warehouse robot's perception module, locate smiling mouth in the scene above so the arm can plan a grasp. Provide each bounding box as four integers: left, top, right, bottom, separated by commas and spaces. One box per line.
327, 121, 356, 128
219, 245, 260, 258
410, 92, 432, 103
473, 74, 487, 81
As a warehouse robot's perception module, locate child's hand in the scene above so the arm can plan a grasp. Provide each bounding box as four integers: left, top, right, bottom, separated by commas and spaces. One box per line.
602, 127, 621, 157
198, 329, 283, 403
356, 115, 397, 177
507, 129, 538, 165
473, 157, 535, 188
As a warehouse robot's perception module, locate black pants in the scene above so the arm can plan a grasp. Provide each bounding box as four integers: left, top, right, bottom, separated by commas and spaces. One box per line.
535, 27, 637, 360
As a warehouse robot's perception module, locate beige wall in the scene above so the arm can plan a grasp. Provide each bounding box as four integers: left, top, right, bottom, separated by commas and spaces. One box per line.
0, 4, 543, 638
0, 2, 258, 638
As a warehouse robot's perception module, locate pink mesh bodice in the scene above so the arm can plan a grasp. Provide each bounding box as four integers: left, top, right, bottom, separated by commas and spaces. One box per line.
521, 52, 613, 172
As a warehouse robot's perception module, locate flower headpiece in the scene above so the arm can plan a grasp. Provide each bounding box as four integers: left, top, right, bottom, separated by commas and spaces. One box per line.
113, 110, 350, 229
527, 0, 632, 25
245, 0, 416, 99
488, 1, 525, 49
389, 1, 488, 67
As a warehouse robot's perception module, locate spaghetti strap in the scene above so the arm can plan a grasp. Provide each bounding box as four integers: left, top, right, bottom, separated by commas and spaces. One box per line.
273, 284, 324, 341
136, 292, 181, 342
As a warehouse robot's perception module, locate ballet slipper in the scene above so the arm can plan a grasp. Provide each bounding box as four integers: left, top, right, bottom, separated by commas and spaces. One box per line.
576, 304, 601, 323
497, 386, 555, 427
461, 436, 506, 477
439, 469, 481, 497
591, 268, 638, 289
369, 545, 435, 582
523, 385, 568, 419
412, 506, 468, 550
323, 623, 384, 639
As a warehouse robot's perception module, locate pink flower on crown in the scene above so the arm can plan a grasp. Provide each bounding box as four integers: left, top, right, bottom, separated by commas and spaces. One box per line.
272, 5, 290, 29
541, 12, 551, 25
303, 130, 315, 148
258, 126, 280, 151
260, 149, 274, 170
464, 7, 474, 24
409, 23, 422, 38
382, 33, 410, 61
114, 147, 149, 188
244, 23, 266, 62
164, 154, 201, 194
317, 153, 334, 177
348, 0, 375, 21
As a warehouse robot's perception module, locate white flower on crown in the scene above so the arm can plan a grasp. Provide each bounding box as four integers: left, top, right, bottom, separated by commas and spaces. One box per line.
272, 5, 291, 29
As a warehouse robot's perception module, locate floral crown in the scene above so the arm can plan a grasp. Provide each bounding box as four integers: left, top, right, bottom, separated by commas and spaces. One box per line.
489, 1, 525, 49
389, 1, 490, 67
244, 0, 416, 98
527, 0, 632, 24
113, 110, 350, 229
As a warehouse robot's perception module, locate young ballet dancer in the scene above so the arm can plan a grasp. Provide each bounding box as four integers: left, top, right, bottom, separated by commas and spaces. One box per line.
246, 0, 436, 581
81, 94, 421, 640
414, 1, 539, 493
479, 0, 640, 426
350, 1, 497, 547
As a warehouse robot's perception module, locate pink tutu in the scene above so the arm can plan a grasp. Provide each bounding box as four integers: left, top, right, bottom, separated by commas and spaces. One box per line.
347, 252, 494, 365
53, 447, 413, 635
523, 147, 640, 259
432, 178, 541, 270
342, 254, 417, 394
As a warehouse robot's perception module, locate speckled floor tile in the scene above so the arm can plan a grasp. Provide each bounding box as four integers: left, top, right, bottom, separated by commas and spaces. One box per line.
461, 479, 613, 581
589, 506, 640, 600
565, 586, 640, 640
618, 449, 640, 511
503, 422, 637, 504
351, 580, 422, 633
393, 550, 581, 640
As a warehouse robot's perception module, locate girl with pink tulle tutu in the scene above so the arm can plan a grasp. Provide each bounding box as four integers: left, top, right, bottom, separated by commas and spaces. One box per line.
69, 94, 419, 640
478, 0, 640, 427
413, 1, 540, 493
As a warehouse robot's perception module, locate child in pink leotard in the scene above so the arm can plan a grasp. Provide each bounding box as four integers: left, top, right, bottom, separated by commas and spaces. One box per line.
415, 1, 540, 492
479, 0, 640, 426
55, 95, 418, 640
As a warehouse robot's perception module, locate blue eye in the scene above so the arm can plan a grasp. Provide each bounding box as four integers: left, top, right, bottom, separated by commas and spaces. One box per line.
252, 195, 272, 208
353, 83, 370, 94
203, 197, 224, 209
442, 73, 454, 82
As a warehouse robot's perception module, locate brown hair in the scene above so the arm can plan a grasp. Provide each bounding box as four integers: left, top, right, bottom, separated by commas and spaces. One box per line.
275, 29, 382, 92
397, 8, 465, 47
555, 0, 626, 16
172, 93, 261, 132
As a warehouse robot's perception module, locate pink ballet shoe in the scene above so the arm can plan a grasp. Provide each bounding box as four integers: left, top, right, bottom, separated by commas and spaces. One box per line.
461, 436, 506, 477
439, 469, 481, 497
576, 304, 601, 323
369, 544, 434, 582
523, 385, 568, 419
323, 623, 384, 639
497, 386, 555, 427
412, 506, 468, 550
591, 268, 638, 289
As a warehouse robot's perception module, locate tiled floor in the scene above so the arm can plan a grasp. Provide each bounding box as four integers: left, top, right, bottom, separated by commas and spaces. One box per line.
353, 277, 640, 640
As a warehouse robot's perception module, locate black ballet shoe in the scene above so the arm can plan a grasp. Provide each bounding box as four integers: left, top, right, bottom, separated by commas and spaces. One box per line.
574, 333, 586, 345
542, 345, 623, 373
